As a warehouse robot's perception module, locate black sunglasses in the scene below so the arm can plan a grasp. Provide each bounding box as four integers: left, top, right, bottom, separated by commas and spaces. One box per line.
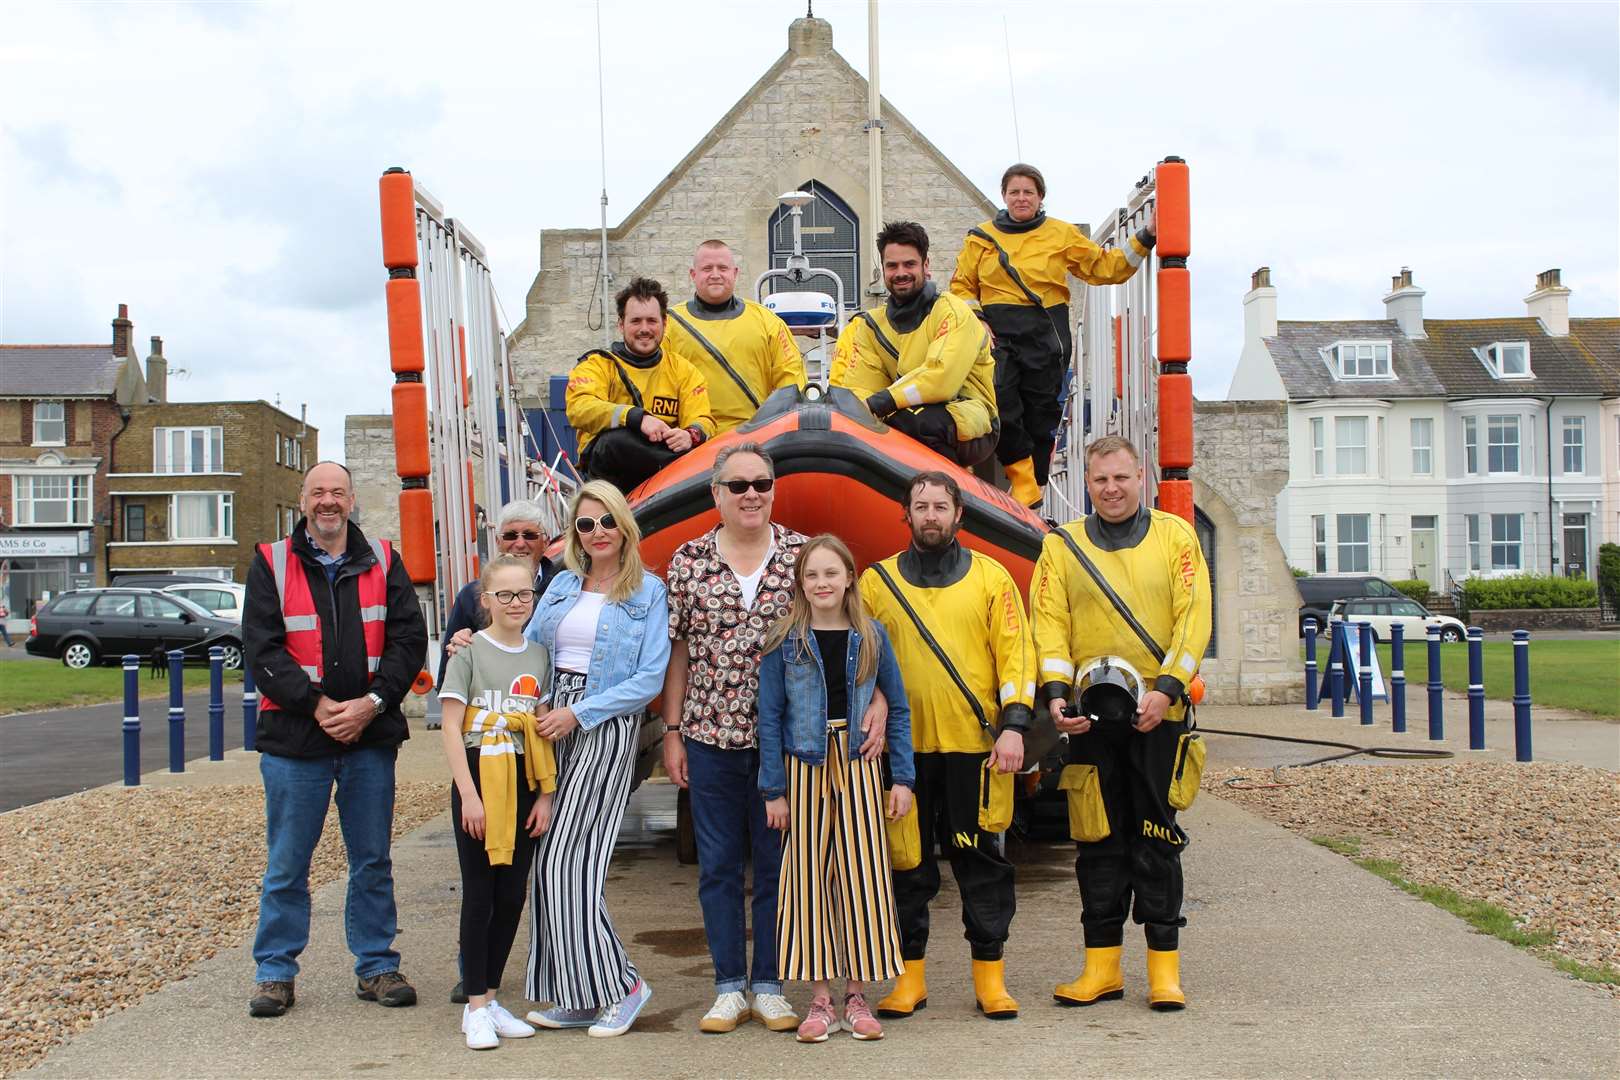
717, 478, 774, 495
574, 513, 620, 534
500, 530, 543, 542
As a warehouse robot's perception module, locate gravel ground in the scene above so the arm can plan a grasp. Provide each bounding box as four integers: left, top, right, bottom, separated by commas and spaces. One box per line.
0, 783, 447, 1078
1209, 761, 1620, 989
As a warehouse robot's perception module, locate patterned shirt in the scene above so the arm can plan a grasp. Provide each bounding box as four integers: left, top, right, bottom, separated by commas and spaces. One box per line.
667, 523, 806, 749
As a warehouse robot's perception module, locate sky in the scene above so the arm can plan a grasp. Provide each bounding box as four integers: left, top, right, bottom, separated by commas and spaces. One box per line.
2, 0, 1616, 466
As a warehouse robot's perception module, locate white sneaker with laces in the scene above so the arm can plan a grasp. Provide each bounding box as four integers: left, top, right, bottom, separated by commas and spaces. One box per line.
461, 1004, 498, 1050
752, 992, 800, 1032
485, 999, 535, 1039
698, 990, 750, 1033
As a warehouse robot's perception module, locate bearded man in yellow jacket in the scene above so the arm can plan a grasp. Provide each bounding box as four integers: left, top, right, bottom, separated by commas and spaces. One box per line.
950, 164, 1156, 506
831, 221, 999, 469
565, 277, 716, 495
662, 240, 805, 434
1030, 435, 1211, 1012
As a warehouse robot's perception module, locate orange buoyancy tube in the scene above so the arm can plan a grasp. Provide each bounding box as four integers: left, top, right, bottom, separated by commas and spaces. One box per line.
257, 537, 393, 712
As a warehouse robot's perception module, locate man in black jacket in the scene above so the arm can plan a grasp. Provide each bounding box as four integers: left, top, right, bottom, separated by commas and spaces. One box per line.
243, 460, 428, 1019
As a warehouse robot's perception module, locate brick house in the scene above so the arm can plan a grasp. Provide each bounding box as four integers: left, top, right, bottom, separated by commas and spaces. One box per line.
107, 400, 317, 583
0, 305, 155, 628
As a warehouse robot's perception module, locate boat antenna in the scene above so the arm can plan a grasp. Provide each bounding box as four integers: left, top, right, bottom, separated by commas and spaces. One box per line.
1002, 11, 1022, 161
594, 0, 612, 347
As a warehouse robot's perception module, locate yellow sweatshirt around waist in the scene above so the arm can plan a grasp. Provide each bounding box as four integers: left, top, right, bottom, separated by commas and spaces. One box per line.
464, 707, 557, 866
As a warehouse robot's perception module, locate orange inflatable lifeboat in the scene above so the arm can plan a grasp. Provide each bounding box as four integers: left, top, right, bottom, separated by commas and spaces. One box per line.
628, 387, 1049, 590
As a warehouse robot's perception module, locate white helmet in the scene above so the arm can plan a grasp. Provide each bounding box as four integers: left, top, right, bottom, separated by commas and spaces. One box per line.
1075, 656, 1147, 726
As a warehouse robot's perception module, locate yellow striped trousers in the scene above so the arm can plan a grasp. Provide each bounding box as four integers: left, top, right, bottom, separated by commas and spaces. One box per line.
776, 722, 905, 982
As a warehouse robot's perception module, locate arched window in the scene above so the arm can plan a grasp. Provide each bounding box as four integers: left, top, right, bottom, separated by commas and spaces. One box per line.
766, 181, 859, 310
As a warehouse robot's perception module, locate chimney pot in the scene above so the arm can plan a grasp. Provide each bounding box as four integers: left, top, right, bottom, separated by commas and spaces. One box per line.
1252, 266, 1271, 289
1525, 268, 1571, 336
1537, 268, 1561, 290
150, 335, 163, 356
111, 303, 134, 357
1383, 269, 1426, 339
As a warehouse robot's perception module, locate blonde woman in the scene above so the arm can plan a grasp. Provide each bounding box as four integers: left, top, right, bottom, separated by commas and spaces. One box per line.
756, 535, 914, 1042
522, 480, 668, 1037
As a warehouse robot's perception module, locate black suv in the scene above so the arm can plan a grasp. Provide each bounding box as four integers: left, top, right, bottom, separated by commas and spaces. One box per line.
1295, 574, 1405, 636
25, 588, 244, 670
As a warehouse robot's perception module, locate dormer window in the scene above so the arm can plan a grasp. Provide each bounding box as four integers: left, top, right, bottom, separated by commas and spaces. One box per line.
1479, 341, 1531, 379
1326, 341, 1392, 380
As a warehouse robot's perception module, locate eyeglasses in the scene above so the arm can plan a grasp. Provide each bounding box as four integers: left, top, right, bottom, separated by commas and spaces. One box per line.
500, 530, 543, 542
574, 513, 619, 534
484, 589, 536, 605
717, 477, 774, 495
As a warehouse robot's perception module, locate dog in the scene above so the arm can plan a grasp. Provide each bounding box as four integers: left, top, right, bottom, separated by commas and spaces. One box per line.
148, 645, 169, 680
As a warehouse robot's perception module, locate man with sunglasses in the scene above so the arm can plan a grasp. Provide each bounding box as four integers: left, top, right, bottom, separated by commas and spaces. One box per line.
567, 276, 716, 494
662, 442, 807, 1035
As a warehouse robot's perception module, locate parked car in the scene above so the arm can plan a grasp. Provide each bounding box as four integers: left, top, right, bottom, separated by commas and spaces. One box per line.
1328, 597, 1465, 643
1297, 574, 1407, 635
111, 573, 228, 588
163, 582, 246, 621
25, 588, 244, 670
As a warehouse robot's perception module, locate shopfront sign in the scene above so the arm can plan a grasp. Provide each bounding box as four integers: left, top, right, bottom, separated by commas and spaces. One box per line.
0, 533, 83, 558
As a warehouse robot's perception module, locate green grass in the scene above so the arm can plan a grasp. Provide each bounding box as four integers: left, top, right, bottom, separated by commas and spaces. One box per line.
1302, 638, 1620, 719
1310, 836, 1620, 985
0, 661, 244, 715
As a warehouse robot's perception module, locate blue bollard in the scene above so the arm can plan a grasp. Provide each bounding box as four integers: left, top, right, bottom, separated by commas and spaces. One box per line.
122, 655, 141, 786
208, 646, 225, 762
1304, 618, 1320, 711
1390, 623, 1407, 734
1466, 627, 1486, 751
1426, 625, 1444, 741
1329, 621, 1346, 718
243, 664, 258, 753
1512, 629, 1532, 762
168, 649, 186, 773
1357, 622, 1374, 726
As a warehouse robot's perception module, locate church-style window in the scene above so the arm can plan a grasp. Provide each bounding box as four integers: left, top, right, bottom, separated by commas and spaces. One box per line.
767, 181, 859, 310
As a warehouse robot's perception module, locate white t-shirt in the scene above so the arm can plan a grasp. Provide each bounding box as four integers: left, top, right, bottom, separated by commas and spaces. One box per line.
730, 542, 776, 610
554, 590, 606, 673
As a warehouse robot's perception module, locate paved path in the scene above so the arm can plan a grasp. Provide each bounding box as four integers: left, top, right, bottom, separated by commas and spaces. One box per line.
19, 737, 1619, 1078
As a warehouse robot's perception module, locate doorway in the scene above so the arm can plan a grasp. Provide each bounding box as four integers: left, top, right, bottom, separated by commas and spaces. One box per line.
1410, 515, 1438, 589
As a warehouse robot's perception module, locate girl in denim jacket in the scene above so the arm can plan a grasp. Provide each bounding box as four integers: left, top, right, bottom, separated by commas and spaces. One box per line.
757, 534, 914, 1043
521, 480, 668, 1038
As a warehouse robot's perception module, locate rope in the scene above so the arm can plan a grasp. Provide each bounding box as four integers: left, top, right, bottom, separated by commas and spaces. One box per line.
1198, 726, 1454, 790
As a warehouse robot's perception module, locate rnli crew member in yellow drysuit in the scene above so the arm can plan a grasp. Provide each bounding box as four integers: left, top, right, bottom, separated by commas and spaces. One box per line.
566, 277, 716, 495
1030, 435, 1211, 1012
859, 470, 1034, 1022
831, 221, 999, 469
662, 240, 806, 434
950, 164, 1156, 507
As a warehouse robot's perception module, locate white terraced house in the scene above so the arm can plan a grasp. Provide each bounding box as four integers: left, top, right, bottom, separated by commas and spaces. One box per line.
1227, 267, 1620, 592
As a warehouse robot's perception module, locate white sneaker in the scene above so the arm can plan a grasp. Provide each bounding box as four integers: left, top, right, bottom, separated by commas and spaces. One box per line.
698, 990, 750, 1033
461, 1004, 498, 1050
588, 979, 652, 1038
485, 999, 535, 1039
751, 992, 799, 1032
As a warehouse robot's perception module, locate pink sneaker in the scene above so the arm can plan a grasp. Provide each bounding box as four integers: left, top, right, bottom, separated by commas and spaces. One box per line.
843, 993, 883, 1041
796, 997, 839, 1043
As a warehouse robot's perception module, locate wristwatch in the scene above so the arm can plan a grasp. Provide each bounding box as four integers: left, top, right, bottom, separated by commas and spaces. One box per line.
367, 692, 386, 717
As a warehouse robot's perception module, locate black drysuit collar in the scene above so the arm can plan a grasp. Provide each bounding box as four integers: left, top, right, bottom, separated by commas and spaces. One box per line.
886, 280, 939, 335
993, 208, 1047, 234
898, 536, 971, 588
610, 340, 663, 369
1085, 503, 1152, 551
687, 295, 744, 321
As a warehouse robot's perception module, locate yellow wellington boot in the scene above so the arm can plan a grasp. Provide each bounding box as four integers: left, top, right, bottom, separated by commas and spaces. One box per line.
1146, 949, 1186, 1011
876, 959, 927, 1018
971, 959, 1019, 1020
1003, 457, 1042, 508
1053, 946, 1124, 1006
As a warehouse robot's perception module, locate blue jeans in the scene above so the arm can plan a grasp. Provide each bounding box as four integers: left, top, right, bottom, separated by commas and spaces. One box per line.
685, 737, 782, 995
252, 745, 400, 982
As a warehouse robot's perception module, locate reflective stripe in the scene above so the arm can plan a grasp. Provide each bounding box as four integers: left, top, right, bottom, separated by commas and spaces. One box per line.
367, 657, 381, 673
358, 605, 388, 623
1041, 658, 1075, 678
283, 615, 320, 632
1023, 681, 1035, 701
299, 664, 320, 678
998, 680, 1017, 704
268, 540, 290, 609
901, 384, 924, 407
1176, 652, 1196, 674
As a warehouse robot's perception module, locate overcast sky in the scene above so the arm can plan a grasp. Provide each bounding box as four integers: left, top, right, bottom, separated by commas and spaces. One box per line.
2, 0, 1615, 465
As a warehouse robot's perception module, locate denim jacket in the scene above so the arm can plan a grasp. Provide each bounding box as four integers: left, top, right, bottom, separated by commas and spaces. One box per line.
756, 621, 914, 799
525, 570, 670, 730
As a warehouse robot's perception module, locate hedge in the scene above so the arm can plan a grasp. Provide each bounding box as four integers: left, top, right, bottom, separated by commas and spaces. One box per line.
1460, 573, 1598, 612
1391, 579, 1431, 605
1599, 543, 1620, 610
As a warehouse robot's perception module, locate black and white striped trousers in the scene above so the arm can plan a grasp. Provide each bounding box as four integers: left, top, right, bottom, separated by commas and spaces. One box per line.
525, 670, 640, 1009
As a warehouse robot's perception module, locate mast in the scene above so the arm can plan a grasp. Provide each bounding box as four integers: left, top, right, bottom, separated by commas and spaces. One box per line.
865, 0, 884, 298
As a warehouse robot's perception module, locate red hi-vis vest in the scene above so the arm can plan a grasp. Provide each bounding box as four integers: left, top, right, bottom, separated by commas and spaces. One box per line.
257, 536, 392, 713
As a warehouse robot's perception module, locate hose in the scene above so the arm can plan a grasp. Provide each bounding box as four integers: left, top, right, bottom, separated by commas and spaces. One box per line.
1197, 726, 1454, 790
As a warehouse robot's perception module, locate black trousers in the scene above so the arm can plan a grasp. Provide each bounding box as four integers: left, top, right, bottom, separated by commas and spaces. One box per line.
886, 406, 999, 471
892, 751, 1016, 962
580, 428, 679, 495
1067, 719, 1189, 950
988, 303, 1071, 485
450, 747, 538, 997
